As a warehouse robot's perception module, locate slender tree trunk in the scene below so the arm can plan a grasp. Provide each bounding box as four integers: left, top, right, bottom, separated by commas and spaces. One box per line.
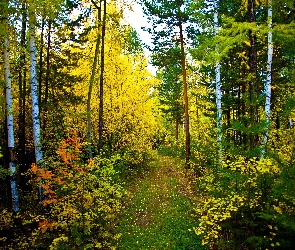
44, 20, 51, 106
29, 15, 44, 203
87, 4, 101, 158
262, 0, 273, 156
177, 2, 190, 168
38, 18, 45, 105
175, 117, 179, 141
214, 0, 222, 162
4, 37, 20, 213
98, 0, 106, 152
18, 5, 27, 171
248, 0, 258, 148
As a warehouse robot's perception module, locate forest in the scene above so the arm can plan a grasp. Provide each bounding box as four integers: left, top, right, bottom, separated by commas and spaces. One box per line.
1, 0, 295, 249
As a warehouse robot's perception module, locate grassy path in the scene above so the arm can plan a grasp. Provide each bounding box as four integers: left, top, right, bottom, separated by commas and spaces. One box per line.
115, 155, 204, 249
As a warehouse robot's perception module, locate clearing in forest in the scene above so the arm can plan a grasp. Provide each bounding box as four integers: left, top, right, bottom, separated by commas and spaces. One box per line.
115, 154, 204, 249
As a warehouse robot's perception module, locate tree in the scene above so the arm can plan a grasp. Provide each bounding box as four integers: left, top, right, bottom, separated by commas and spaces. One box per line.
142, 0, 193, 167
98, 0, 106, 152
262, 0, 273, 156
4, 34, 19, 212
214, 0, 222, 162
87, 0, 102, 158
29, 11, 44, 202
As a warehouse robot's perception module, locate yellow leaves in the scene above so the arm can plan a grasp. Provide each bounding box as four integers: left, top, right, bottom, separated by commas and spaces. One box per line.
0, 209, 13, 231
273, 205, 283, 214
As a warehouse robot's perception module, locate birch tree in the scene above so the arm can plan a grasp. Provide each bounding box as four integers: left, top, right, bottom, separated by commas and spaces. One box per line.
29, 12, 44, 202
262, 0, 273, 156
214, 0, 222, 161
4, 36, 19, 212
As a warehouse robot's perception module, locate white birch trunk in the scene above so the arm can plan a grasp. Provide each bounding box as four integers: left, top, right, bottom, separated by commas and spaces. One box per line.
214, 0, 222, 159
4, 37, 20, 212
29, 18, 44, 202
262, 0, 273, 156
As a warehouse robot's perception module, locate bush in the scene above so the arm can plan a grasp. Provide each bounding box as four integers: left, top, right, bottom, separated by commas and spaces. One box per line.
28, 132, 126, 249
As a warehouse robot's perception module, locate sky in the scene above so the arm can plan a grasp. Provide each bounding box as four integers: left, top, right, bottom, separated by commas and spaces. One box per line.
123, 2, 158, 75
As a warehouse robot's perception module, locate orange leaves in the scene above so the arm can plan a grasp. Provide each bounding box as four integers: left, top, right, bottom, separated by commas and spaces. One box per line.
31, 132, 85, 209
56, 131, 82, 165
31, 164, 55, 182
38, 219, 55, 233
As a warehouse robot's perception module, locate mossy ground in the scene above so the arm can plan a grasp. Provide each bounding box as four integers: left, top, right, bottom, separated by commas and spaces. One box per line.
115, 154, 204, 249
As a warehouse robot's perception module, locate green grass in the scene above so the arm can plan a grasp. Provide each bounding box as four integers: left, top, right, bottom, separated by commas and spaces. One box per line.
114, 155, 204, 249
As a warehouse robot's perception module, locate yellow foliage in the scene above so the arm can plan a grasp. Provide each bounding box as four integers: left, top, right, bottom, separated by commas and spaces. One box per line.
193, 155, 281, 247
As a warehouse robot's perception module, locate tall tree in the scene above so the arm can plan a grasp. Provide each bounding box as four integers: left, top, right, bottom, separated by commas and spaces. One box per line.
214, 0, 222, 161
98, 0, 106, 151
177, 1, 190, 167
248, 0, 259, 149
87, 0, 101, 158
29, 12, 44, 202
262, 0, 273, 156
4, 35, 19, 212
142, 0, 193, 167
18, 4, 27, 172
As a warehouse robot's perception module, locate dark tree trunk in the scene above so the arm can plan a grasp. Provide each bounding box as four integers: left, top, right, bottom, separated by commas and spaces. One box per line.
98, 0, 106, 151
178, 1, 190, 168
87, 3, 101, 158
248, 0, 259, 148
18, 5, 27, 172
44, 20, 51, 106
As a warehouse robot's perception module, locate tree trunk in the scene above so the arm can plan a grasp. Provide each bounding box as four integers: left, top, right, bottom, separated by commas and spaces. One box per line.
87, 4, 101, 158
18, 5, 27, 171
29, 16, 44, 203
38, 18, 45, 105
214, 0, 222, 162
44, 20, 51, 106
98, 0, 106, 152
248, 0, 258, 149
262, 0, 273, 156
177, 2, 190, 168
4, 36, 20, 213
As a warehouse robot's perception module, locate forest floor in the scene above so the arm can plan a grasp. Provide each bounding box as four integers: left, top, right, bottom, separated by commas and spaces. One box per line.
114, 154, 204, 249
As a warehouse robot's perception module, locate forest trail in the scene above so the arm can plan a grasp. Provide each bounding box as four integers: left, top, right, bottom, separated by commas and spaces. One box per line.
115, 154, 204, 249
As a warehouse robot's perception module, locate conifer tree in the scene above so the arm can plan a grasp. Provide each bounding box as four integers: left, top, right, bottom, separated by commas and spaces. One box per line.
142, 0, 193, 167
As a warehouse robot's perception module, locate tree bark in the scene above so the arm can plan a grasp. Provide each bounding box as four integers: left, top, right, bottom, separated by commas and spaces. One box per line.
38, 18, 45, 105
87, 4, 101, 158
248, 0, 258, 148
214, 0, 222, 162
29, 15, 44, 203
98, 0, 106, 152
177, 2, 190, 168
262, 0, 273, 157
44, 20, 51, 106
18, 5, 27, 171
4, 36, 20, 213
